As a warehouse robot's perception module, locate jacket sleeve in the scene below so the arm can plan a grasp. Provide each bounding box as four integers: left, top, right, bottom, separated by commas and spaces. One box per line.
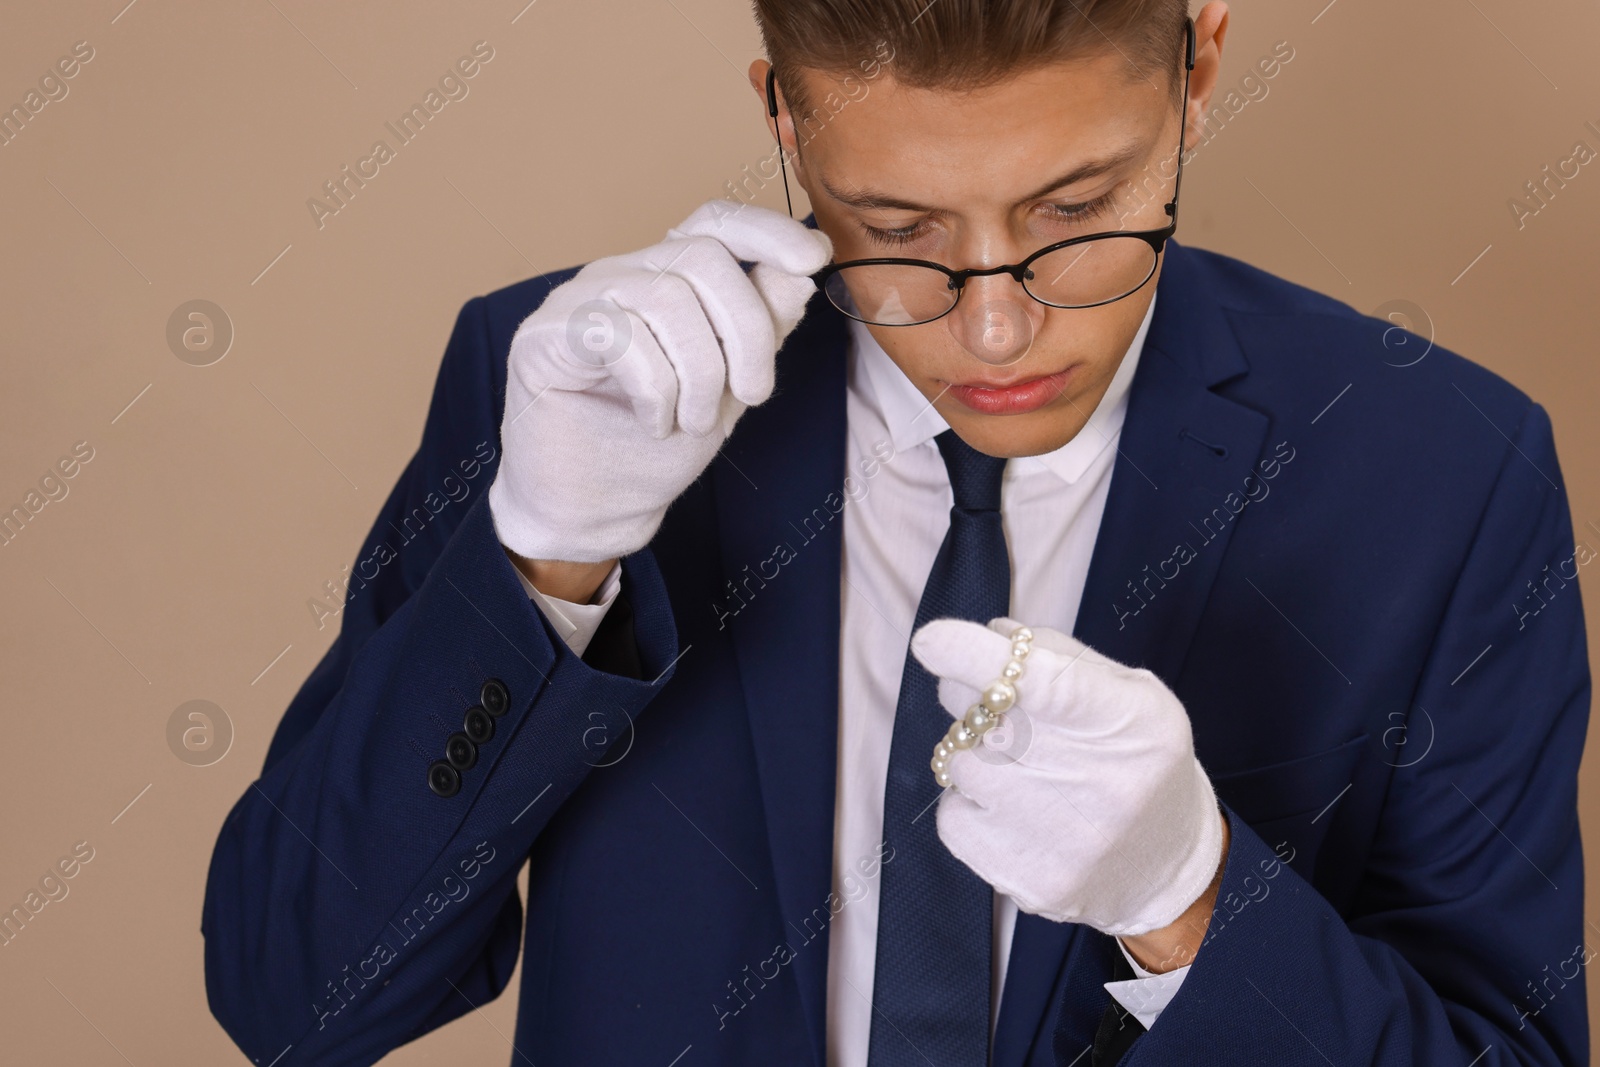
1083, 402, 1591, 1067
200, 294, 681, 1066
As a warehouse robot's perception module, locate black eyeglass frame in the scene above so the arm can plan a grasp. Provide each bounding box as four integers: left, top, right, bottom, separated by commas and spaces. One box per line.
764, 17, 1197, 327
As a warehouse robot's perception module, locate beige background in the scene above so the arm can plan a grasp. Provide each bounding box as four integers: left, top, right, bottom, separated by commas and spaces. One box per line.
0, 0, 1595, 1062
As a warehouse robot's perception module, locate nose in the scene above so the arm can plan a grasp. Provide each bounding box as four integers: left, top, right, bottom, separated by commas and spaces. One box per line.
944, 271, 1044, 367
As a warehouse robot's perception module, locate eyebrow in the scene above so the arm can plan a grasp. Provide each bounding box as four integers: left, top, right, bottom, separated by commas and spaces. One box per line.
818, 140, 1147, 213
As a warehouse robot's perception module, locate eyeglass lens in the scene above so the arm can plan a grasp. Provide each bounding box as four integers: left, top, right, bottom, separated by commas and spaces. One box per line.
823, 236, 1161, 326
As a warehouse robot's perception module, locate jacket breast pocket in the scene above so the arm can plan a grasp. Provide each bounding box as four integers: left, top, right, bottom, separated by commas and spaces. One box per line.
1209, 732, 1369, 881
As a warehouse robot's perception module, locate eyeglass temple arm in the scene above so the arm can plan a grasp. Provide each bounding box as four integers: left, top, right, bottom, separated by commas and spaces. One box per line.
766, 65, 795, 218
1168, 17, 1197, 226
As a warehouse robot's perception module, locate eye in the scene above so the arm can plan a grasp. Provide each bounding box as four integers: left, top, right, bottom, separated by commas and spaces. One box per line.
860, 219, 931, 247
1042, 189, 1120, 225
861, 189, 1124, 249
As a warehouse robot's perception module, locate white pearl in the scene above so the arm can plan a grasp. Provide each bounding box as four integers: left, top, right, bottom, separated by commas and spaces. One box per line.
1002, 659, 1024, 680
966, 706, 992, 733
1012, 626, 1033, 642
982, 681, 1016, 712
933, 741, 952, 760
949, 723, 978, 749
1011, 642, 1030, 660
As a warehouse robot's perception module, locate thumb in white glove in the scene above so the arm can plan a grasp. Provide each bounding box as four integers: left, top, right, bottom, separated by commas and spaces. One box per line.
910, 615, 1225, 937
489, 199, 833, 563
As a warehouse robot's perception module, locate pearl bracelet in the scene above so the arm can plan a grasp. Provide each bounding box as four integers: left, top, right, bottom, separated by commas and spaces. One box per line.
930, 625, 1032, 788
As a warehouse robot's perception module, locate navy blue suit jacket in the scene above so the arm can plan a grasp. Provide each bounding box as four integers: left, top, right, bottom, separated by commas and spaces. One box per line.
203, 237, 1591, 1066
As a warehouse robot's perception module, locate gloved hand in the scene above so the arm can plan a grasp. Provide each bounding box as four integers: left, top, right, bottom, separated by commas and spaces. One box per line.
488, 199, 833, 563
911, 616, 1226, 937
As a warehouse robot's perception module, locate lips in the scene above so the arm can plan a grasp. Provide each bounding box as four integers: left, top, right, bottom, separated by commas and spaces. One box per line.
952, 371, 1058, 390
945, 367, 1076, 416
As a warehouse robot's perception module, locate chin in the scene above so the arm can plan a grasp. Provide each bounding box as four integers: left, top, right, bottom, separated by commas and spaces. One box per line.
941, 404, 1086, 459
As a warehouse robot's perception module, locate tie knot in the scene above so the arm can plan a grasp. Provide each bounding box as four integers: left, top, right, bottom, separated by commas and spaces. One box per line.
935, 429, 1007, 512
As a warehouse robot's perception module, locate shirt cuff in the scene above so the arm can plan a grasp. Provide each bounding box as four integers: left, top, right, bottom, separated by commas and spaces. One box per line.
514, 559, 623, 658
1103, 938, 1192, 1031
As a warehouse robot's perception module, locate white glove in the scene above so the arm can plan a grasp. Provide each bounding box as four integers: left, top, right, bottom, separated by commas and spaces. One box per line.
910, 616, 1225, 937
488, 199, 833, 563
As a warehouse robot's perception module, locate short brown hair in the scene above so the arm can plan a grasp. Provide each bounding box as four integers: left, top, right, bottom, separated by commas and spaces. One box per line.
753, 0, 1189, 120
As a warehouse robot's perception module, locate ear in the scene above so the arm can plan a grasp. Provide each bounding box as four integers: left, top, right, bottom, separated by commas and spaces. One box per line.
1184, 1, 1232, 151
748, 59, 772, 109
748, 58, 807, 178
748, 59, 782, 145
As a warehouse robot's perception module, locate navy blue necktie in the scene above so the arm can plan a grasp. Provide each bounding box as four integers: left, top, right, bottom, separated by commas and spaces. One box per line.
868, 428, 1010, 1066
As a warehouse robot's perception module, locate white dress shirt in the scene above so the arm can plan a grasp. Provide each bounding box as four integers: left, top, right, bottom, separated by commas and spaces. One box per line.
517, 292, 1189, 1060
515, 560, 621, 659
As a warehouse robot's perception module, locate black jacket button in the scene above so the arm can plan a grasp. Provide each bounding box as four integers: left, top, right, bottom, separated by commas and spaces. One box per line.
464, 706, 495, 745
428, 761, 461, 798
481, 678, 510, 717
446, 732, 478, 771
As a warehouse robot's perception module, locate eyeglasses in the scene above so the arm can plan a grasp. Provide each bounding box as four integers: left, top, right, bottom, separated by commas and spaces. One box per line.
764, 17, 1196, 327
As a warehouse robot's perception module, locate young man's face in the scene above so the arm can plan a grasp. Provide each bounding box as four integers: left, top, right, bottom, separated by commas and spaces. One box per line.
749, 10, 1225, 459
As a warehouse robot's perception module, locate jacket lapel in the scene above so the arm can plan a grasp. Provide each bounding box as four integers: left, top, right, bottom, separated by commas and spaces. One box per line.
711, 287, 852, 1067
991, 241, 1272, 1065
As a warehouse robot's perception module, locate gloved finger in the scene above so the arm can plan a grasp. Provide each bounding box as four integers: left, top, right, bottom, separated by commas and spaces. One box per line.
669, 202, 829, 405
507, 316, 597, 402
716, 390, 749, 439
943, 776, 1157, 926
746, 261, 820, 362
918, 617, 1119, 726
993, 621, 1111, 696
601, 307, 682, 440
933, 794, 1002, 896
667, 199, 834, 278
937, 774, 994, 824
936, 788, 1032, 904
720, 264, 804, 405
641, 238, 778, 413
935, 675, 982, 720
910, 617, 1020, 693
621, 269, 728, 438
621, 233, 784, 412
985, 617, 1121, 669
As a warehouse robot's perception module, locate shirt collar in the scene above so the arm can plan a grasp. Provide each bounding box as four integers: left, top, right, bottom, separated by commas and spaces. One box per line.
848, 291, 1157, 485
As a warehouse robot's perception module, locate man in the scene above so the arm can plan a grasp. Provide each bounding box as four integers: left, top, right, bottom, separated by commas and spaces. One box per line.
202, 0, 1591, 1064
